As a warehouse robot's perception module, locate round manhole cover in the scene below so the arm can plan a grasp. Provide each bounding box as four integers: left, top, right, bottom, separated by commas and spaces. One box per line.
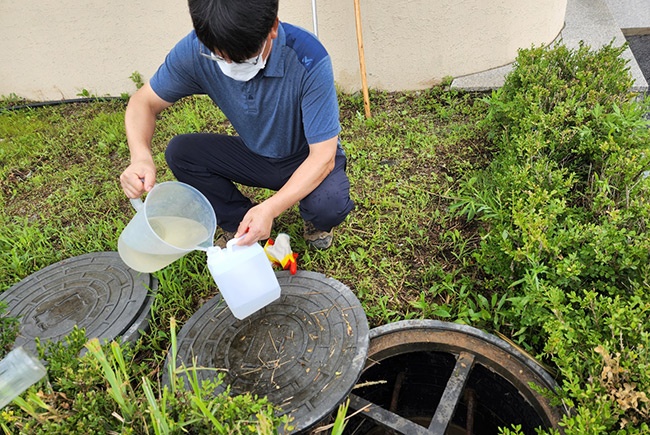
167, 270, 369, 433
0, 252, 156, 352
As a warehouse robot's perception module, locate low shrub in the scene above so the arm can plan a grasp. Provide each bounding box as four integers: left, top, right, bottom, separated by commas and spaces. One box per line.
453, 41, 650, 432
0, 322, 292, 434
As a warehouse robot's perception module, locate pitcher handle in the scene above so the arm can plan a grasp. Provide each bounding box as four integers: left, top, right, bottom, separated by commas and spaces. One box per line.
130, 197, 144, 213
129, 178, 150, 212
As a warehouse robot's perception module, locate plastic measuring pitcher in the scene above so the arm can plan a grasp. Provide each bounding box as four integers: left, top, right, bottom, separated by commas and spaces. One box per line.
207, 238, 281, 320
118, 181, 217, 273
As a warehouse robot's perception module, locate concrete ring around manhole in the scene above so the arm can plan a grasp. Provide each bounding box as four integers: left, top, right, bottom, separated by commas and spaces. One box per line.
344, 320, 565, 435
0, 252, 157, 353
165, 270, 370, 434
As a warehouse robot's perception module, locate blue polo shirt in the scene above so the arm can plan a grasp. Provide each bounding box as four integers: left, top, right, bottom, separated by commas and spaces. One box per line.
149, 22, 341, 159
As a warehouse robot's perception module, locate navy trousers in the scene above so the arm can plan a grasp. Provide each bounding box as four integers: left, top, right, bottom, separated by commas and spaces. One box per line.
165, 134, 354, 232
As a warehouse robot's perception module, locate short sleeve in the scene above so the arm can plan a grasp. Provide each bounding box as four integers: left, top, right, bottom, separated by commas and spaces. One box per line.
149, 32, 205, 103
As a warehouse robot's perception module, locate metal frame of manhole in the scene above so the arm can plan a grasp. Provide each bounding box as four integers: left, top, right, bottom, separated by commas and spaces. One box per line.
343, 320, 564, 435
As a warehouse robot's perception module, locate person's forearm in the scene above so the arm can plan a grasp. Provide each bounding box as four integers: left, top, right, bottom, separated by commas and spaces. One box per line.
264, 137, 337, 218
124, 83, 172, 163
120, 84, 173, 196
125, 98, 156, 163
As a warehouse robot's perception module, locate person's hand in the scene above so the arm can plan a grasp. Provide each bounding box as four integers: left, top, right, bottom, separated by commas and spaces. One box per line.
235, 203, 275, 246
120, 159, 156, 198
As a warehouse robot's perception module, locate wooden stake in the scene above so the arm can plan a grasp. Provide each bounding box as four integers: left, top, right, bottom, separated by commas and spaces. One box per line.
353, 0, 371, 118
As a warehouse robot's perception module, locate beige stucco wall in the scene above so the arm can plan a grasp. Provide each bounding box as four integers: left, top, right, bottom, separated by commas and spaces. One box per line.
0, 1, 192, 101
0, 0, 566, 101
283, 0, 567, 92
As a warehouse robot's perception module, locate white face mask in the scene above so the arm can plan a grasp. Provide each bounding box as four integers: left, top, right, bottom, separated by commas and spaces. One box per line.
216, 56, 266, 81
202, 40, 268, 82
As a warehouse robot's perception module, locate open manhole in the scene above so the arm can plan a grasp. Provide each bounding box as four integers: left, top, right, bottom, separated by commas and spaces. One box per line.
0, 252, 156, 353
166, 270, 369, 434
343, 320, 564, 435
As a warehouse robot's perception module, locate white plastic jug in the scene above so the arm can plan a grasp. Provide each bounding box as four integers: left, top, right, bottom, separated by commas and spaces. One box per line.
118, 182, 217, 273
207, 237, 281, 320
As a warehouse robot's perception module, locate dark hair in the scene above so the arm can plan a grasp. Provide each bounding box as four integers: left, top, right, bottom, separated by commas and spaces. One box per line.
188, 0, 278, 63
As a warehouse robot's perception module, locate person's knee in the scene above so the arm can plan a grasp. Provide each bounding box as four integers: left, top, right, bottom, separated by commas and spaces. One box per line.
306, 194, 354, 229
165, 135, 188, 168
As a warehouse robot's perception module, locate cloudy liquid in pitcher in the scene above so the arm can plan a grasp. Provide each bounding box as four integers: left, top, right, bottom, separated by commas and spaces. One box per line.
118, 216, 210, 273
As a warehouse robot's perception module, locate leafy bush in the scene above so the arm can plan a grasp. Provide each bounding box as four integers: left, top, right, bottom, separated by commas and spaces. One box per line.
1, 327, 117, 434
0, 322, 292, 434
483, 42, 647, 191
453, 41, 650, 432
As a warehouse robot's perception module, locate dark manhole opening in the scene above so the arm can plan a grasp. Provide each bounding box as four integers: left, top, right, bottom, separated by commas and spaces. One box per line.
339, 320, 564, 435
349, 351, 545, 434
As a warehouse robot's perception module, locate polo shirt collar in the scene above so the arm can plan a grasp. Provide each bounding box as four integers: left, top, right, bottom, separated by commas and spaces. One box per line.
263, 22, 286, 78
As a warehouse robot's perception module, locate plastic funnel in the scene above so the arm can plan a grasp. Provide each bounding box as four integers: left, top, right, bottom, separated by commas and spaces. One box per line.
0, 347, 47, 409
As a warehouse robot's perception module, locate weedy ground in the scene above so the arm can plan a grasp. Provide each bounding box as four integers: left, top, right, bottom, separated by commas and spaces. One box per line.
0, 86, 494, 433
0, 84, 492, 341
3, 43, 649, 433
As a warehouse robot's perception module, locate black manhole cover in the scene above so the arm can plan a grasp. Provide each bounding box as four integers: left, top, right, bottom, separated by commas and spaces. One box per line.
0, 252, 156, 353
167, 270, 369, 434
343, 320, 564, 435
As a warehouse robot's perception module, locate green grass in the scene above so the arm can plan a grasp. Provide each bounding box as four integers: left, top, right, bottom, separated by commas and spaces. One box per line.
0, 89, 490, 330
0, 87, 491, 433
3, 42, 649, 432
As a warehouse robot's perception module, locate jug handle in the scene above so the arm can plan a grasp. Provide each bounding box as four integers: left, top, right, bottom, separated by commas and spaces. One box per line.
130, 198, 144, 213
226, 236, 246, 251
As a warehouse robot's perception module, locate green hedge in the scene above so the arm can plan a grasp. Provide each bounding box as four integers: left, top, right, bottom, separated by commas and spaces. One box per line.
454, 42, 650, 433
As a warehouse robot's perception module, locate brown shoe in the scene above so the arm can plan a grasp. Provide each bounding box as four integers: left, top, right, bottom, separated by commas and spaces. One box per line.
303, 221, 333, 249
214, 230, 237, 248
